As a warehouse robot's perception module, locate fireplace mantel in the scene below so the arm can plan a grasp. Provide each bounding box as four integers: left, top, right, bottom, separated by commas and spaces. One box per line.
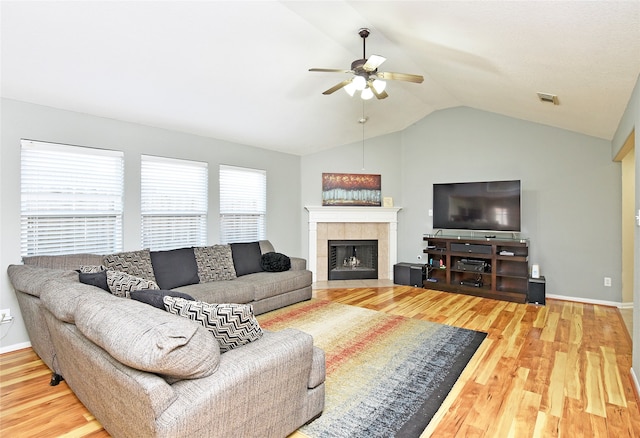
305, 206, 402, 281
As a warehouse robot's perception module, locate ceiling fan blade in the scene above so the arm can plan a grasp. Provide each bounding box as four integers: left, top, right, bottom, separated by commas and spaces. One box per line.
377, 71, 424, 83
367, 80, 388, 100
362, 55, 386, 72
322, 79, 353, 95
309, 68, 352, 74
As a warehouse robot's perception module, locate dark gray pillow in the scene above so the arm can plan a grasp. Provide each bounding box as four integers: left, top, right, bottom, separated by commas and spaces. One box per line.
150, 248, 200, 290
230, 242, 264, 276
131, 289, 195, 309
78, 270, 109, 292
260, 252, 291, 272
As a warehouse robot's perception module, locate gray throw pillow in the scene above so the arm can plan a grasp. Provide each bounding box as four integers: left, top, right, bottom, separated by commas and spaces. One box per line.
131, 289, 195, 309
78, 270, 109, 292
75, 295, 220, 379
150, 247, 200, 289
230, 241, 263, 276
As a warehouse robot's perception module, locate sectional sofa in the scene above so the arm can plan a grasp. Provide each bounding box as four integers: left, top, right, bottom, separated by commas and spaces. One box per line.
7, 240, 324, 437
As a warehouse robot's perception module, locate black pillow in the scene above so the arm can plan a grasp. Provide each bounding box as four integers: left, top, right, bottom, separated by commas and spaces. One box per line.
150, 248, 200, 290
260, 252, 291, 272
79, 270, 109, 292
230, 242, 264, 276
130, 289, 195, 310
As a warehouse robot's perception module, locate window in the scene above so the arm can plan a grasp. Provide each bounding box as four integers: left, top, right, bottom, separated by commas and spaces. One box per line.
219, 165, 266, 244
20, 140, 124, 256
141, 155, 208, 250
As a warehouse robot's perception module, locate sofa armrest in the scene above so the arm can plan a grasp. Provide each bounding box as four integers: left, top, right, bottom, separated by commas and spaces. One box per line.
161, 328, 323, 437
289, 257, 307, 270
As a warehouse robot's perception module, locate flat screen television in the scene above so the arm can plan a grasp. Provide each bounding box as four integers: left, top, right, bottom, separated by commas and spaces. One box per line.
432, 180, 521, 232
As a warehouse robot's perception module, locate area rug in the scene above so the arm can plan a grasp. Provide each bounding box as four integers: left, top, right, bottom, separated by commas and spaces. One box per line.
257, 299, 487, 438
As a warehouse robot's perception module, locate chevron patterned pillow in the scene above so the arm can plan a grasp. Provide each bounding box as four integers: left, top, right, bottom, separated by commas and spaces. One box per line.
103, 249, 156, 282
193, 245, 237, 282
78, 265, 106, 273
163, 297, 263, 353
107, 270, 159, 298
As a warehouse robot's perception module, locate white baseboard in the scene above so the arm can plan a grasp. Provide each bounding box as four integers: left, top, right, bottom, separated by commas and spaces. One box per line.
0, 341, 31, 355
546, 294, 632, 309
631, 368, 640, 400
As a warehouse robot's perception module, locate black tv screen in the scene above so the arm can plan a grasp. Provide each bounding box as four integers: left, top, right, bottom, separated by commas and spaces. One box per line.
433, 180, 521, 232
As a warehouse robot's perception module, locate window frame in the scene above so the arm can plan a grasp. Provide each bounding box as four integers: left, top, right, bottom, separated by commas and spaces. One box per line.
219, 164, 267, 244
20, 139, 124, 256
140, 154, 208, 251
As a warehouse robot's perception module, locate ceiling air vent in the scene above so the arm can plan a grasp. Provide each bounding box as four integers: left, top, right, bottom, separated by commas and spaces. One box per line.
537, 92, 559, 105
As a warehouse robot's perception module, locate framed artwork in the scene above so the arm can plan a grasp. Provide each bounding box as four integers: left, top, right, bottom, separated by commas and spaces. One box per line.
322, 173, 381, 206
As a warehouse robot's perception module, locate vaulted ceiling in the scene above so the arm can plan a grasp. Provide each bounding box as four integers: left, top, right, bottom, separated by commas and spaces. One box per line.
2, 1, 639, 156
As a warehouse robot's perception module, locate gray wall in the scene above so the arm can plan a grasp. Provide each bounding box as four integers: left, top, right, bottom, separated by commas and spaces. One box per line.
299, 130, 404, 256
0, 98, 302, 350
401, 107, 621, 302
302, 106, 622, 303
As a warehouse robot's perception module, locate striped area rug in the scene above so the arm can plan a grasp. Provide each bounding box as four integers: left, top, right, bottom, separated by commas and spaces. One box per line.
257, 299, 487, 438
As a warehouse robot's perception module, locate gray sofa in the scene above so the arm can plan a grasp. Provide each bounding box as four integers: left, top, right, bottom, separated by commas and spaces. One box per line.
7, 241, 324, 437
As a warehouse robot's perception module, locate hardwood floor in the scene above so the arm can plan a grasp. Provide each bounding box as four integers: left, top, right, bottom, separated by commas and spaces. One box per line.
1, 286, 639, 437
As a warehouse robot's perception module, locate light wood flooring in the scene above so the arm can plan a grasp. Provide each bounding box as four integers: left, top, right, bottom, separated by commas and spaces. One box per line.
1, 285, 639, 437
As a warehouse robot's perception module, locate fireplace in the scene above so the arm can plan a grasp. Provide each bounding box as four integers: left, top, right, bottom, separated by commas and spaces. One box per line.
305, 206, 401, 282
328, 240, 378, 280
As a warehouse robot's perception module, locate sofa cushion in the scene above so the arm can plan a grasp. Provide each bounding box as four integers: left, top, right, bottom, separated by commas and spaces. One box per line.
230, 242, 264, 276
40, 277, 109, 323
79, 270, 109, 292
75, 294, 220, 379
172, 280, 255, 305
7, 264, 78, 298
150, 247, 200, 289
131, 289, 195, 310
193, 245, 237, 282
163, 297, 263, 353
235, 270, 313, 301
260, 252, 291, 272
103, 249, 156, 282
106, 270, 159, 298
22, 253, 104, 270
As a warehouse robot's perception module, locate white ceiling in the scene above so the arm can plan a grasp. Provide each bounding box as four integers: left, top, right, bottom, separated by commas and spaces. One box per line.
2, 1, 639, 156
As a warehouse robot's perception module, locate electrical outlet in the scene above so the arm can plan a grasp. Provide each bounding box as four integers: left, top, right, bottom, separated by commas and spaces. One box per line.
604, 277, 612, 287
0, 308, 13, 324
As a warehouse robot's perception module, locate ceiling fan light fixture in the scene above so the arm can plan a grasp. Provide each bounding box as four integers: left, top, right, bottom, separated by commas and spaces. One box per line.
344, 81, 356, 96
372, 79, 386, 93
352, 75, 367, 91
361, 87, 374, 100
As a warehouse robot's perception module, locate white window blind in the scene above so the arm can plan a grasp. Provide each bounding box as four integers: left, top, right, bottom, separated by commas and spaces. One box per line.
20, 140, 124, 256
219, 165, 266, 244
141, 155, 208, 250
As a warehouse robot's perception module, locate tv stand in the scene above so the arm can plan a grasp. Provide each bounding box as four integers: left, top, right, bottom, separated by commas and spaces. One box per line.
422, 235, 529, 303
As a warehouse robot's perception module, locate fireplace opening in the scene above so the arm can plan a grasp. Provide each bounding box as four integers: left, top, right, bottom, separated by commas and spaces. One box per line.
328, 239, 378, 280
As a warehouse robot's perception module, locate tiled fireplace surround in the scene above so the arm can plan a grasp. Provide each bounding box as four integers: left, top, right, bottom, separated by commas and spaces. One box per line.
305, 206, 401, 282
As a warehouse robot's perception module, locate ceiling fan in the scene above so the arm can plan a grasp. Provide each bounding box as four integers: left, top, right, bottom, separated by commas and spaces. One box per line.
309, 28, 424, 100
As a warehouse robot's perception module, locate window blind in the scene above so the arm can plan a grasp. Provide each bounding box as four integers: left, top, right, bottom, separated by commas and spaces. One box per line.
141, 155, 208, 250
20, 140, 124, 256
219, 165, 266, 244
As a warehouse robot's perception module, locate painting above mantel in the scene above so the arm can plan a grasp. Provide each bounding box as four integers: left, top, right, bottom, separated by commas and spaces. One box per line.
322, 173, 381, 207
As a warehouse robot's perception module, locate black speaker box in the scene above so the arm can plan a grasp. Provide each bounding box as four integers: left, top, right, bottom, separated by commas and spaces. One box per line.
528, 276, 546, 305
451, 243, 492, 254
394, 263, 425, 287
